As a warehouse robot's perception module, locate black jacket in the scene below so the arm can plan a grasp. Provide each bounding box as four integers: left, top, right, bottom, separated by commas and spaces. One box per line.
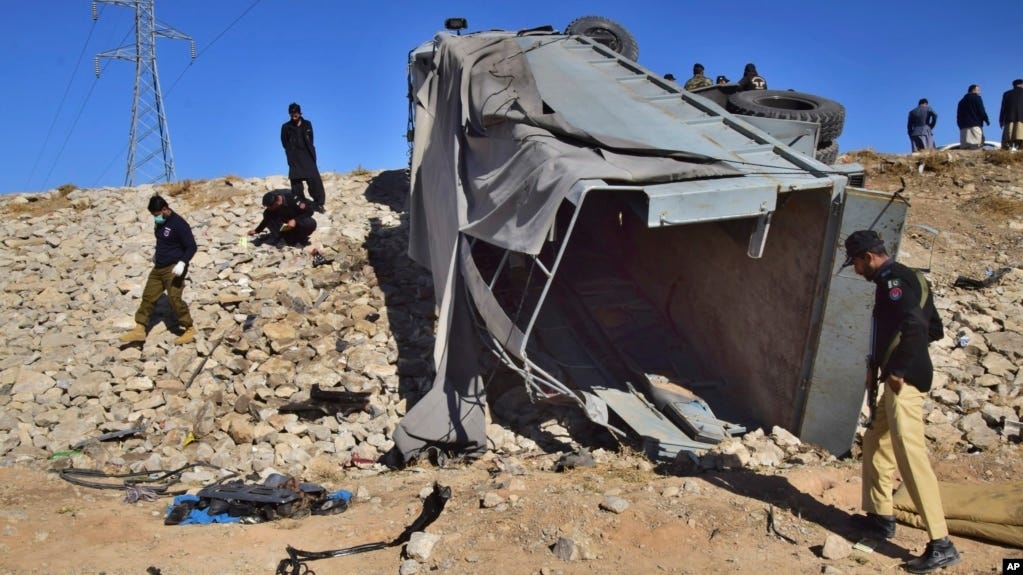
1000, 86, 1023, 127
255, 193, 316, 240
737, 64, 767, 91
871, 260, 943, 391
281, 118, 320, 179
153, 211, 197, 267
956, 92, 989, 129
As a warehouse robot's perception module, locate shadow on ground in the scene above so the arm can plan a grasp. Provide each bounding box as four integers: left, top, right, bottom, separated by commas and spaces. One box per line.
701, 469, 915, 563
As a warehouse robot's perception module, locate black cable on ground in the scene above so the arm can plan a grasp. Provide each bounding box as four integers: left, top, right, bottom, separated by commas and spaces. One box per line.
58, 461, 234, 496
275, 483, 452, 575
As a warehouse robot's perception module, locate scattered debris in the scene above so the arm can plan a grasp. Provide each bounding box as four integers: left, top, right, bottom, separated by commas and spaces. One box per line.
275, 483, 451, 575
312, 249, 334, 267
766, 505, 797, 544
123, 485, 160, 504
72, 423, 147, 450
59, 462, 231, 497
278, 384, 372, 419
953, 267, 1015, 290
553, 449, 596, 472
165, 473, 350, 525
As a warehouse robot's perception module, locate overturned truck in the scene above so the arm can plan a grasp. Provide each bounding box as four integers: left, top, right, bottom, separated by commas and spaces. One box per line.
393, 17, 908, 463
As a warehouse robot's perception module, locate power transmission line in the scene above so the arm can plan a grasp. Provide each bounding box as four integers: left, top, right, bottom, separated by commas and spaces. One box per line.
40, 19, 136, 191
94, 0, 194, 187
163, 0, 263, 98
25, 11, 100, 190
92, 0, 264, 187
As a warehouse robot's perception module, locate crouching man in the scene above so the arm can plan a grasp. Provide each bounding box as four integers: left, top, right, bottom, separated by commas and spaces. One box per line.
249, 191, 317, 247
120, 195, 198, 345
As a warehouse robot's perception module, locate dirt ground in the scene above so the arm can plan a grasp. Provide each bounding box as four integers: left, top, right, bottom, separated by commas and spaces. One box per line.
0, 446, 1021, 575
2, 149, 1022, 575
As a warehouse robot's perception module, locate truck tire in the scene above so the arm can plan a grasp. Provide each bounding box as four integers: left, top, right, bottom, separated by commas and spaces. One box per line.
815, 140, 839, 165
565, 16, 639, 62
727, 90, 845, 142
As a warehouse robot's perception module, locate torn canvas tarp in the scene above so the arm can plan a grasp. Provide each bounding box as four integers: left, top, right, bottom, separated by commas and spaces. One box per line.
394, 30, 740, 462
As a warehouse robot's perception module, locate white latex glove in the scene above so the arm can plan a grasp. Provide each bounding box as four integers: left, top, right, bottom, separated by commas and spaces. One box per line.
172, 261, 186, 276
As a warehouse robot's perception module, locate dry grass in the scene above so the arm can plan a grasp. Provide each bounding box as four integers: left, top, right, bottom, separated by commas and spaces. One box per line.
2, 183, 77, 217
917, 151, 956, 175
972, 194, 1023, 218
157, 179, 194, 198
847, 149, 915, 178
985, 149, 1023, 167
155, 178, 249, 211
349, 165, 373, 178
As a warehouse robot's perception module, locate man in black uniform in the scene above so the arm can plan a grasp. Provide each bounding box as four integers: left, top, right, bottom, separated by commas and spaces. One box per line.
737, 63, 767, 91
120, 195, 198, 345
249, 191, 317, 247
281, 102, 326, 213
843, 230, 959, 574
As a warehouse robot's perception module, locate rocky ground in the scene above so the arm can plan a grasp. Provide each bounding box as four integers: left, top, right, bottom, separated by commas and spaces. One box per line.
0, 148, 1020, 574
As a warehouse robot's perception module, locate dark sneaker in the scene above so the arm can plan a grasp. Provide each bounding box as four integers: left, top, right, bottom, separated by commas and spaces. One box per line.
312, 253, 333, 268
314, 204, 326, 214
851, 512, 896, 539
905, 537, 960, 573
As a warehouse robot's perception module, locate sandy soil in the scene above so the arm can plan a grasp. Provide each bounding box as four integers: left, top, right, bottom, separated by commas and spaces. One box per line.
0, 446, 1020, 575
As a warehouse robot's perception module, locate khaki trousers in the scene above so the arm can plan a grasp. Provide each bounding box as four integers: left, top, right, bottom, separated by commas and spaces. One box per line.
1003, 122, 1023, 149
862, 381, 948, 539
134, 264, 193, 329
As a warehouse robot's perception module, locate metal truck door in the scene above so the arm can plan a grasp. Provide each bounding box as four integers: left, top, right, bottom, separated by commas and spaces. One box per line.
800, 187, 908, 454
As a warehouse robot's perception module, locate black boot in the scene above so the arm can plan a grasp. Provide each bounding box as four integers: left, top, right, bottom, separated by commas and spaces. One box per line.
905, 536, 960, 573
851, 512, 896, 539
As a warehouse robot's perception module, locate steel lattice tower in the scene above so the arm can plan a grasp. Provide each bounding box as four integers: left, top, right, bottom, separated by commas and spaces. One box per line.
93, 0, 194, 186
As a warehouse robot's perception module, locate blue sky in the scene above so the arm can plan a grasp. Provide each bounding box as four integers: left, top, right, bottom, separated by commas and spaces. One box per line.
2, 0, 1021, 194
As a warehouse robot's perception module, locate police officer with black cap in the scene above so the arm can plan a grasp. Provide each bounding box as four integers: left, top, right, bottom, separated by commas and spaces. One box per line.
843, 230, 958, 574
249, 191, 317, 247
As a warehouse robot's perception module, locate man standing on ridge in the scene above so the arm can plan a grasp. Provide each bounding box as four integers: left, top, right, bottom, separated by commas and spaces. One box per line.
282, 102, 326, 213
999, 79, 1023, 151
683, 63, 712, 91
736, 63, 767, 91
120, 195, 198, 345
907, 98, 938, 152
956, 85, 989, 149
843, 230, 959, 574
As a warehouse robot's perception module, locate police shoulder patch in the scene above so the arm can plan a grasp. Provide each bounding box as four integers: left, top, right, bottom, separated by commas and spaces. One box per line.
889, 286, 903, 301
887, 278, 901, 289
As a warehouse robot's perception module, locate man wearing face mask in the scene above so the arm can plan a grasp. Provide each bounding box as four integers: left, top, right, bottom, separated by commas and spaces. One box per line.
119, 195, 198, 345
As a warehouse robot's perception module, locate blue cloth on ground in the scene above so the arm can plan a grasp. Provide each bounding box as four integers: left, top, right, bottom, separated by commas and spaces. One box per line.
327, 489, 352, 503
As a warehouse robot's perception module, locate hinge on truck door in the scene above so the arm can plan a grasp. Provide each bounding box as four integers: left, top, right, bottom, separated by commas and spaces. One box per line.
747, 211, 772, 258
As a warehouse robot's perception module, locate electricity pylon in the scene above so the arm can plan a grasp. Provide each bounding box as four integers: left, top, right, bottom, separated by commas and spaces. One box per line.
93, 0, 194, 187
